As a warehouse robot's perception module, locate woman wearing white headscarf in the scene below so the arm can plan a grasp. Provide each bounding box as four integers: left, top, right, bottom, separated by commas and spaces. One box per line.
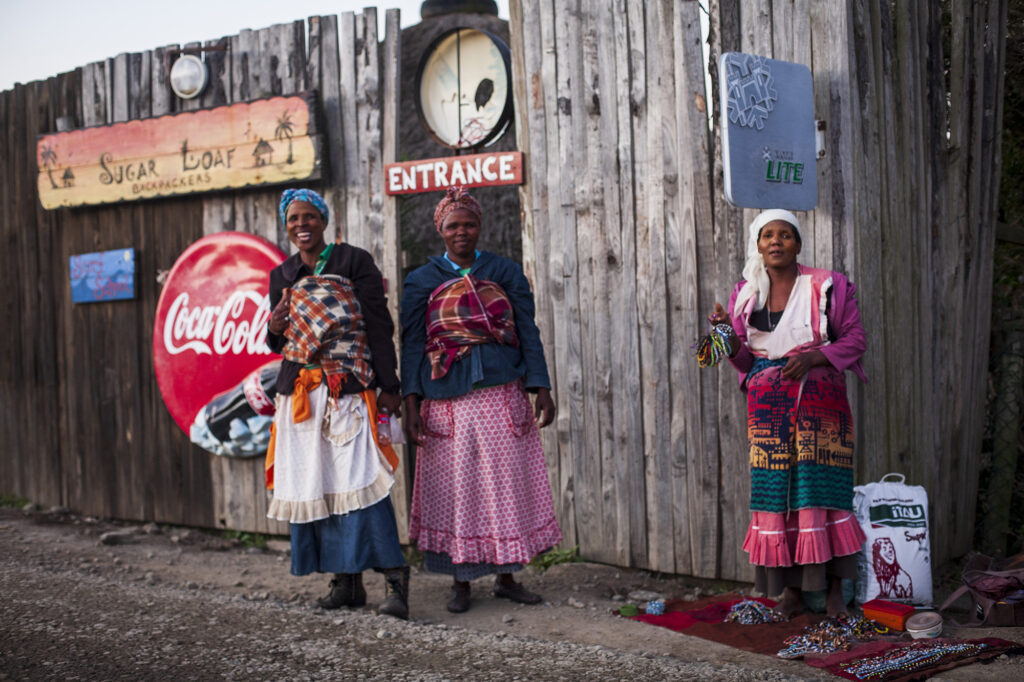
709, 209, 868, 618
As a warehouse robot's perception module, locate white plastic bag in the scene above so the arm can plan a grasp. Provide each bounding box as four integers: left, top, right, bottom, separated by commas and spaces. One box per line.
853, 473, 933, 607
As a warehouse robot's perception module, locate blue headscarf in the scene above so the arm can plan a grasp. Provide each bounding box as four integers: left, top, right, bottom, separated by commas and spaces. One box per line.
279, 188, 329, 227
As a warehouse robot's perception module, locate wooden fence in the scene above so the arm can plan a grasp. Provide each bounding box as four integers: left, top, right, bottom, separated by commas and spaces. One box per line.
0, 0, 1008, 582
509, 0, 1006, 580
0, 10, 407, 539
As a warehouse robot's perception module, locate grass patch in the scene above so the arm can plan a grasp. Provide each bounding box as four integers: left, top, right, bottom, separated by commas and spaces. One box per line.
0, 494, 30, 508
222, 530, 268, 550
530, 545, 580, 571
402, 545, 424, 568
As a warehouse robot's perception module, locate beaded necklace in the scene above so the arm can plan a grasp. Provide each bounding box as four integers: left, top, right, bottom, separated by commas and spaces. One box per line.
838, 641, 987, 680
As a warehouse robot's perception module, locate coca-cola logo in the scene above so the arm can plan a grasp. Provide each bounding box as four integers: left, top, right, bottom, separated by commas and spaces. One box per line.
153, 232, 285, 434
162, 291, 272, 356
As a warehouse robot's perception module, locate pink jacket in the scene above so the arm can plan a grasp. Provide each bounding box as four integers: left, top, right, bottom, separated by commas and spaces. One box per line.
726, 268, 868, 391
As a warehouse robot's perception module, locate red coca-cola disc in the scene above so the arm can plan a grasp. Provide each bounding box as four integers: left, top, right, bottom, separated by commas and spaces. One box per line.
153, 232, 286, 434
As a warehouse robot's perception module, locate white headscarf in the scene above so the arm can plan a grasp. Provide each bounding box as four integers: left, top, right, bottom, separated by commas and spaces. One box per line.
733, 209, 802, 315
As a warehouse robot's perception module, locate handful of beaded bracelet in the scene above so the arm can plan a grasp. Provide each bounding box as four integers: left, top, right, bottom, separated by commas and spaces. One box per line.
695, 323, 736, 368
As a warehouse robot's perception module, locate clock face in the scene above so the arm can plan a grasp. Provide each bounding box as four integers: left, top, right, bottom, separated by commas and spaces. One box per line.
416, 28, 512, 150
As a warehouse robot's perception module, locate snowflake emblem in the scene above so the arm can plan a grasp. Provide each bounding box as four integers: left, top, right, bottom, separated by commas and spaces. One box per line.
724, 54, 777, 130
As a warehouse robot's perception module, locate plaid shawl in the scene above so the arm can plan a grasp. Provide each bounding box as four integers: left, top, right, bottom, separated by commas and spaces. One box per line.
283, 274, 374, 392
425, 274, 518, 379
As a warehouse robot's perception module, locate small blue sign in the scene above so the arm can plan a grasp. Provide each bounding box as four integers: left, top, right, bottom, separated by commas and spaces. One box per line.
719, 52, 817, 211
69, 248, 135, 303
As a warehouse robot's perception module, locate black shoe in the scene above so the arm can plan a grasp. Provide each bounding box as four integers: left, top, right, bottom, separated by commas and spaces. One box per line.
492, 579, 542, 605
446, 582, 471, 613
317, 573, 366, 609
377, 566, 410, 620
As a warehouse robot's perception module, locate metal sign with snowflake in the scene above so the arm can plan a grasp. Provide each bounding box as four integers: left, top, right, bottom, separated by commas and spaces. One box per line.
719, 52, 817, 210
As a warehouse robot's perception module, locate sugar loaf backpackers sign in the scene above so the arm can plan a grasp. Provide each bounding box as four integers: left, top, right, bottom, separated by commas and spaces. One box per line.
36, 93, 321, 209
719, 52, 817, 211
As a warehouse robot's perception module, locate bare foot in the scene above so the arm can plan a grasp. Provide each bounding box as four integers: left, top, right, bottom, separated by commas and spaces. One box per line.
778, 587, 804, 619
826, 578, 848, 618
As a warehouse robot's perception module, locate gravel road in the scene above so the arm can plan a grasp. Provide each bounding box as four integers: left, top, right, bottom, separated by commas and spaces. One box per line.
1, 506, 1020, 681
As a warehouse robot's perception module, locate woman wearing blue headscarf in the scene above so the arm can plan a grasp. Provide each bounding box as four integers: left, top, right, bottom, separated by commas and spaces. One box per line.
264, 188, 409, 619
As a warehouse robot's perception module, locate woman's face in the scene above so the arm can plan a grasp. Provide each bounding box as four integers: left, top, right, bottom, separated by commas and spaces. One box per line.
286, 200, 328, 254
440, 208, 481, 259
757, 220, 801, 269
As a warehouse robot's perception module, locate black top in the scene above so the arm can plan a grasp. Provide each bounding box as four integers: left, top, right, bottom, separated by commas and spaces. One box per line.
748, 289, 836, 340
266, 243, 401, 396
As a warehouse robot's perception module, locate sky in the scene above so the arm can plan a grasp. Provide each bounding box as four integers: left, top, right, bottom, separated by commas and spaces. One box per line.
0, 0, 510, 92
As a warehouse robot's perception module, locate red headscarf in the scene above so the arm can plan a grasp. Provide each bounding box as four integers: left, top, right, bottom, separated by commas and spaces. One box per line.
433, 185, 482, 231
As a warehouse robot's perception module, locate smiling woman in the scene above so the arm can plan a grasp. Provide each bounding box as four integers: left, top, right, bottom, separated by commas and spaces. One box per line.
708, 208, 869, 619
263, 187, 410, 620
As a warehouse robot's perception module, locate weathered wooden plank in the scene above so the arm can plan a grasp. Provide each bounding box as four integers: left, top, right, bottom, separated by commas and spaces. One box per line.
709, 0, 752, 583
846, 0, 888, 517
567, 0, 607, 563
632, 0, 675, 573
658, 0, 694, 576
313, 14, 346, 246
510, 0, 566, 543
377, 8, 410, 543
537, 0, 577, 548
675, 0, 719, 579
151, 46, 176, 117
338, 11, 361, 245
606, 0, 647, 569
589, 0, 632, 567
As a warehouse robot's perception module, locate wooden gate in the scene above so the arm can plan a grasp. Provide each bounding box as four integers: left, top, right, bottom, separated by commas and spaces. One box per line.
509, 0, 1006, 580
0, 10, 408, 538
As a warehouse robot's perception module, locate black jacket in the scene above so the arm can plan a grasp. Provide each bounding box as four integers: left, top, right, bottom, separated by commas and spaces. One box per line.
266, 243, 401, 396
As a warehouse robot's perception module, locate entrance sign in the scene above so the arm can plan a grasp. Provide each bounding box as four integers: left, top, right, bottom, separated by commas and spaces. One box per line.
719, 53, 817, 211
153, 232, 285, 434
37, 93, 321, 209
384, 150, 523, 195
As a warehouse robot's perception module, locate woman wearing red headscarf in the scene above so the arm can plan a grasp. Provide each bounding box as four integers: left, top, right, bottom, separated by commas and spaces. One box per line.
400, 186, 561, 613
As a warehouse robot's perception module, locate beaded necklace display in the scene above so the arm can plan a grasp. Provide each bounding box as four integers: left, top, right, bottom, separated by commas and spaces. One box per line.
837, 641, 988, 680
723, 598, 787, 625
694, 323, 736, 368
777, 614, 880, 659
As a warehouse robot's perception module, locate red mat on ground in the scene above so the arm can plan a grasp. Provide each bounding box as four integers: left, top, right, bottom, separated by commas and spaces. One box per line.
629, 593, 1023, 680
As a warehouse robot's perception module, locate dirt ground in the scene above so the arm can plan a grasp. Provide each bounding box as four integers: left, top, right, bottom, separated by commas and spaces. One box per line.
1, 505, 1022, 681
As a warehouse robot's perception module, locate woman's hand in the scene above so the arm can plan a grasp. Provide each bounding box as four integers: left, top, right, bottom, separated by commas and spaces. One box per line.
376, 391, 402, 418
268, 289, 291, 335
403, 394, 425, 446
707, 302, 731, 327
534, 387, 556, 428
708, 302, 740, 357
781, 350, 828, 380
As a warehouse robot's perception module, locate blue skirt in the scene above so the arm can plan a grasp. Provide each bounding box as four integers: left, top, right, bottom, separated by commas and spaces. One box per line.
290, 497, 405, 575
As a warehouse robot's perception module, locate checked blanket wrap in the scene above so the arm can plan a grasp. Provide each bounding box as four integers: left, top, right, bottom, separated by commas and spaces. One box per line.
283, 274, 374, 390
425, 274, 518, 379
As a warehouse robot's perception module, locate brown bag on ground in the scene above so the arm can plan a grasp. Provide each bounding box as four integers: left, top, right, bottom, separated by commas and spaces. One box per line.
939, 552, 1024, 627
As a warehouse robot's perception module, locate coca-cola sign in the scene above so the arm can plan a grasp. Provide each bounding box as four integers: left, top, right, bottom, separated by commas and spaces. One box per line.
153, 232, 285, 433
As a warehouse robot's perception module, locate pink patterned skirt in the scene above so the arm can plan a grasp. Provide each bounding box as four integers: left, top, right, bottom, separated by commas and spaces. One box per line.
410, 381, 562, 565
742, 508, 866, 568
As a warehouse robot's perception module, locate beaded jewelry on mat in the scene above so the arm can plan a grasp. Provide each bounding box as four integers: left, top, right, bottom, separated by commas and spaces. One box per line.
645, 599, 666, 615
837, 641, 987, 680
724, 598, 787, 625
695, 323, 736, 368
777, 615, 879, 659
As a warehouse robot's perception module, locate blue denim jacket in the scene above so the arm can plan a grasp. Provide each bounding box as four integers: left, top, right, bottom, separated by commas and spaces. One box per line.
400, 251, 551, 400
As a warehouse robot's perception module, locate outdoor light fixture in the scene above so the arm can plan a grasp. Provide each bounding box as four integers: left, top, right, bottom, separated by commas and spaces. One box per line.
169, 54, 207, 100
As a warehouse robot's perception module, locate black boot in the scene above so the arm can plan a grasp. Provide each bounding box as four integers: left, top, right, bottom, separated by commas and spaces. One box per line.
377, 566, 410, 620
317, 573, 367, 609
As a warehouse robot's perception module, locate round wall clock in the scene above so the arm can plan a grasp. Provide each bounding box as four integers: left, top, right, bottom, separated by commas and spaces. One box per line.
415, 27, 513, 150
